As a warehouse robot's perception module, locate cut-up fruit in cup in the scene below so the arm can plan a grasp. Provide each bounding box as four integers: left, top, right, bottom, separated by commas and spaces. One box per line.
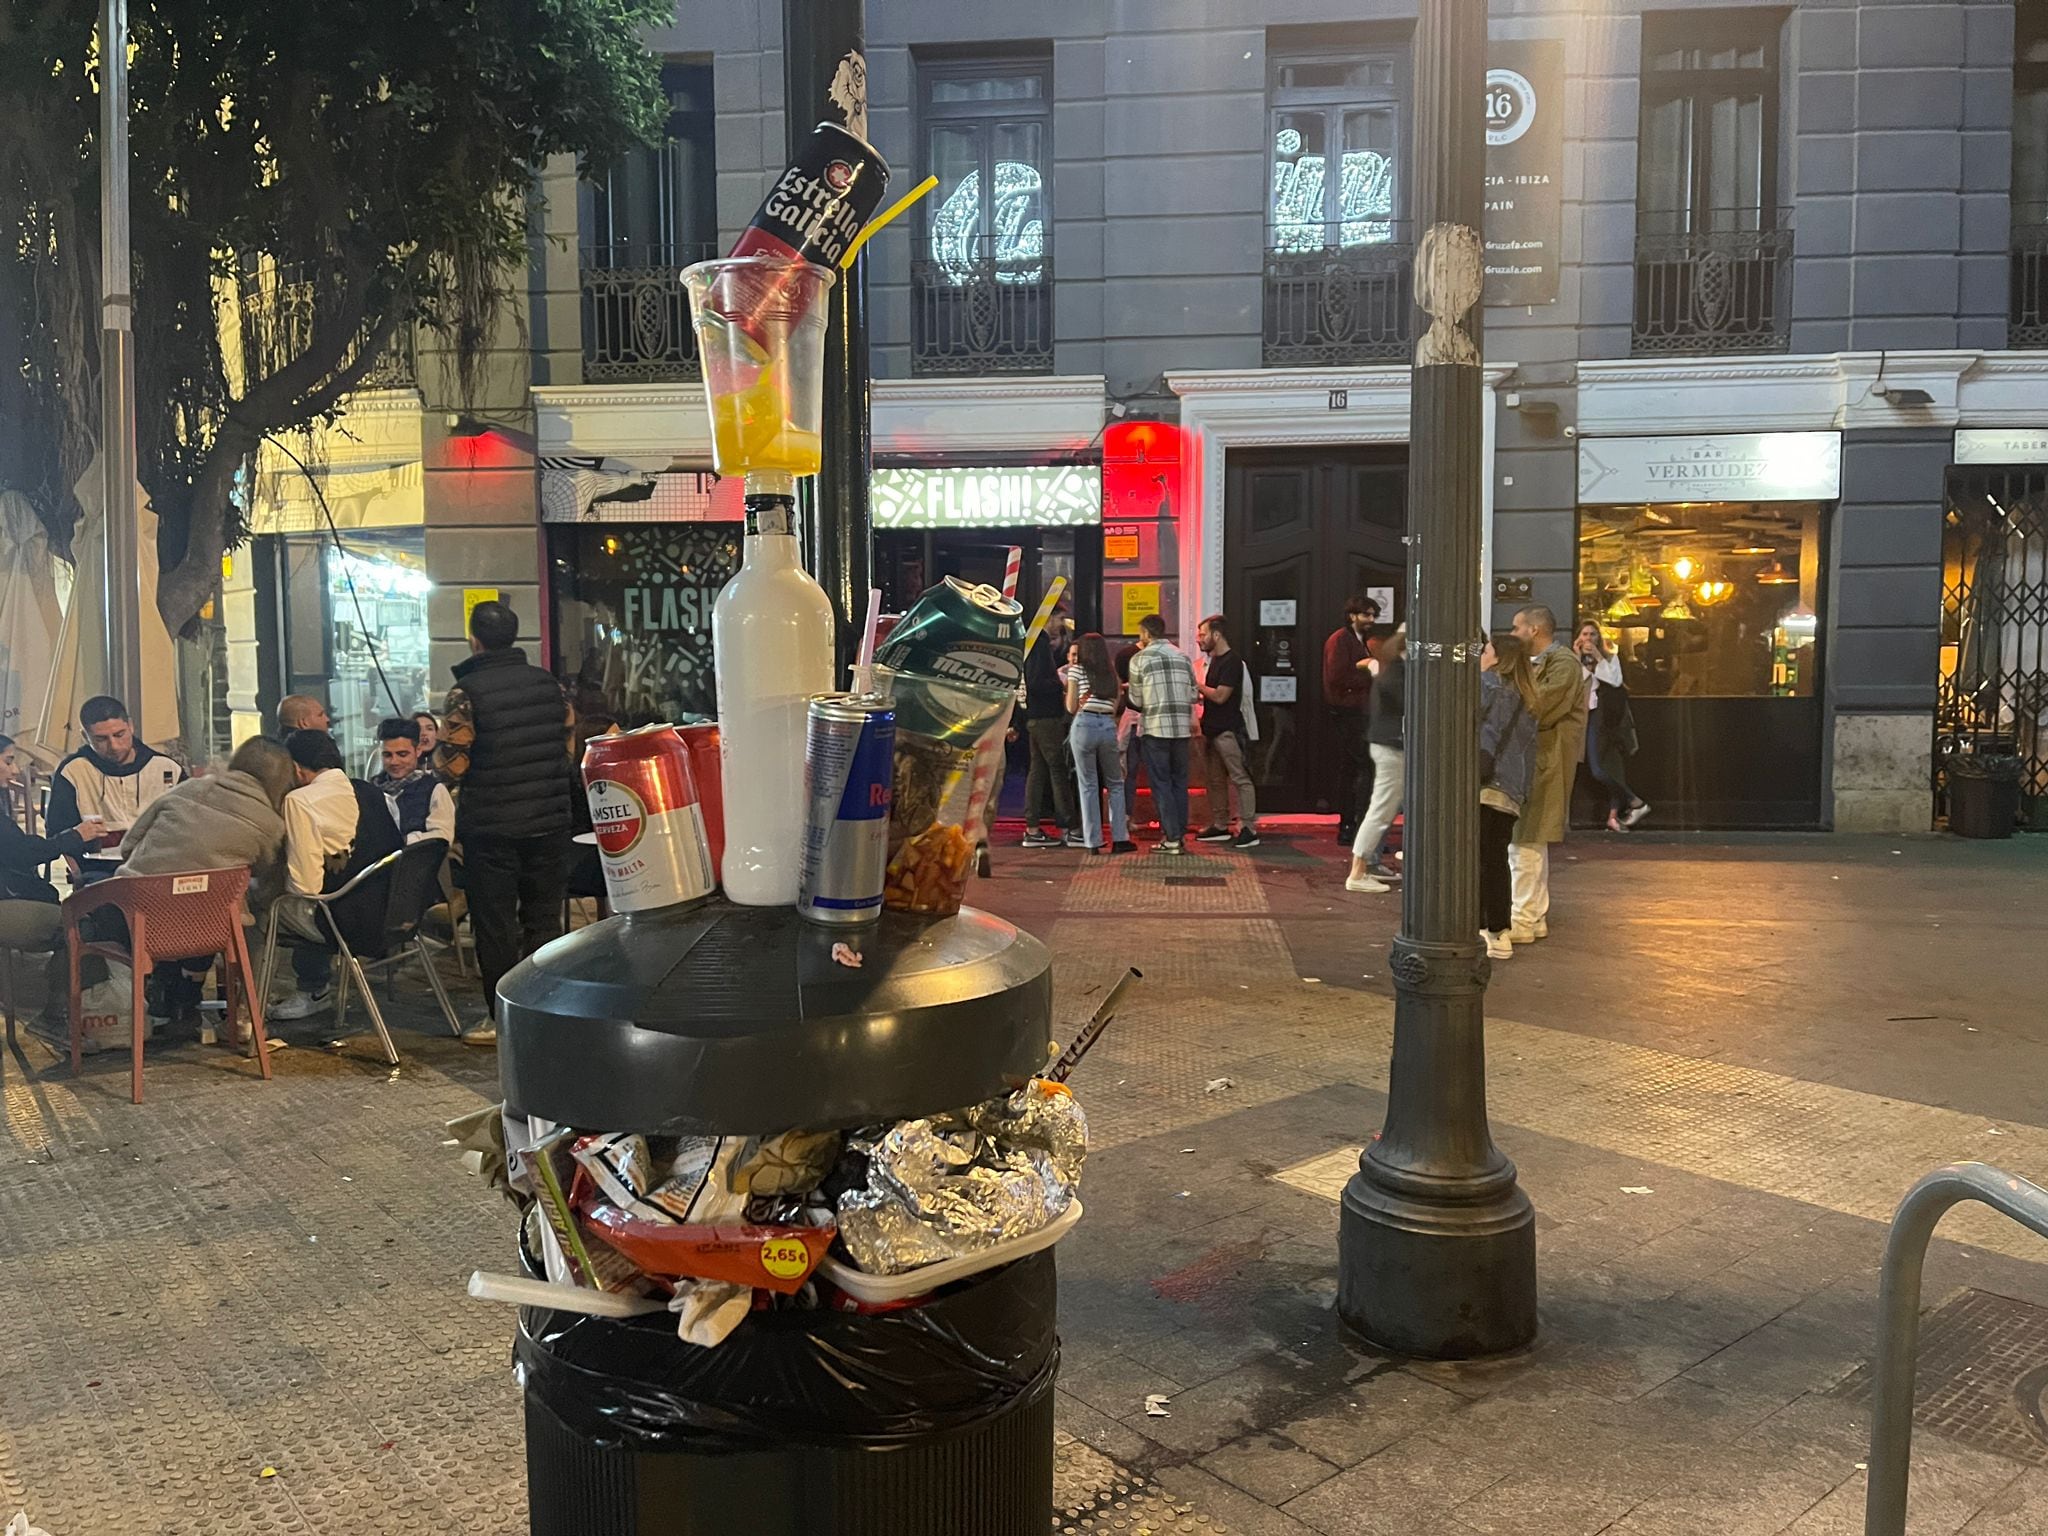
683, 255, 835, 479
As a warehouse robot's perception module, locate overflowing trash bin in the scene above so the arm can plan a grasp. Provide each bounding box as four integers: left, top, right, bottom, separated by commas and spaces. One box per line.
486, 897, 1069, 1536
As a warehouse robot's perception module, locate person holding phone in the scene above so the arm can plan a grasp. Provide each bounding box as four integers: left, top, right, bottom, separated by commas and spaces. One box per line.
1574, 621, 1650, 832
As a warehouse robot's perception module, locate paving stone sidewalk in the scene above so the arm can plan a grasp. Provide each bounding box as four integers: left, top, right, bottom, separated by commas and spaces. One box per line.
0, 829, 2043, 1534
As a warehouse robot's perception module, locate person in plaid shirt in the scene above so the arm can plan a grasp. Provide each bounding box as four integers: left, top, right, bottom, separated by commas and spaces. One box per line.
1126, 614, 1197, 853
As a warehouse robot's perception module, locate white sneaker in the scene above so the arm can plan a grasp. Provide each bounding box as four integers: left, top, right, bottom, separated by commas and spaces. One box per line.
1624, 802, 1652, 828
460, 1022, 498, 1048
1508, 926, 1538, 944
269, 988, 333, 1021
1534, 918, 1549, 939
1483, 930, 1514, 960
1345, 874, 1390, 893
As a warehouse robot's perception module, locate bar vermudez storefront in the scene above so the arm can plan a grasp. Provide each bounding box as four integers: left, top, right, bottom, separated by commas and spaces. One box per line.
1577, 431, 1839, 828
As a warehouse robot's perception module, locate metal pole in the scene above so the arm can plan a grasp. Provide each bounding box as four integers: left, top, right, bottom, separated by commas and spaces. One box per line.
783, 0, 872, 676
98, 0, 144, 712
1865, 1163, 2048, 1536
1335, 0, 1537, 1358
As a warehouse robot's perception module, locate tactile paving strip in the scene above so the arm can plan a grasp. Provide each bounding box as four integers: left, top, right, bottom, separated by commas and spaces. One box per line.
1055, 1483, 1227, 1534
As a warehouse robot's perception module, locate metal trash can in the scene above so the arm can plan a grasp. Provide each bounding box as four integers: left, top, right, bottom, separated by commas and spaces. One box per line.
1948, 753, 2022, 839
497, 899, 1058, 1536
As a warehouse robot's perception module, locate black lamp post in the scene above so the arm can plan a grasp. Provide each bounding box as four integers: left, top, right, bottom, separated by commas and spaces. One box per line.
784, 0, 873, 672
1334, 0, 1538, 1358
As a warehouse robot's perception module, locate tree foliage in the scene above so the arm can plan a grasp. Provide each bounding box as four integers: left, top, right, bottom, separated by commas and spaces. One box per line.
0, 0, 668, 631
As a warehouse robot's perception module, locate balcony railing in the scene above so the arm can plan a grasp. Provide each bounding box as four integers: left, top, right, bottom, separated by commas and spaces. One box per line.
1262, 239, 1414, 367
235, 264, 417, 390
1632, 212, 1793, 356
580, 242, 717, 383
910, 238, 1053, 376
2010, 205, 2048, 349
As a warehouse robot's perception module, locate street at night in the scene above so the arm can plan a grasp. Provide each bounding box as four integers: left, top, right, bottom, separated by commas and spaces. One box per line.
3, 831, 2045, 1533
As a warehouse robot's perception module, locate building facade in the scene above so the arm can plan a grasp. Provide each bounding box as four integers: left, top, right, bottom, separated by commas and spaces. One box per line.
228, 0, 2048, 833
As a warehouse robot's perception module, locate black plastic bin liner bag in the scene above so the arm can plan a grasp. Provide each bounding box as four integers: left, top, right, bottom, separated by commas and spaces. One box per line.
515, 1250, 1058, 1452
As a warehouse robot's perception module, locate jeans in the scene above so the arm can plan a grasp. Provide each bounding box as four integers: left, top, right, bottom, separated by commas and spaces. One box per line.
1024, 717, 1078, 831
1068, 712, 1128, 848
1586, 724, 1641, 819
1201, 731, 1257, 830
1140, 736, 1191, 841
464, 831, 571, 1017
1479, 806, 1517, 933
1352, 744, 1405, 862
274, 897, 333, 992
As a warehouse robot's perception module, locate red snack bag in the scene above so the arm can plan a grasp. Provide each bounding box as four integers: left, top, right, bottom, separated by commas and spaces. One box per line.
582, 1203, 835, 1295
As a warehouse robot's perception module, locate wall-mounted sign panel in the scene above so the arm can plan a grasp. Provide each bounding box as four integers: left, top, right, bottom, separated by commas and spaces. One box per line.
1578, 432, 1842, 505
1955, 428, 2048, 465
873, 464, 1102, 529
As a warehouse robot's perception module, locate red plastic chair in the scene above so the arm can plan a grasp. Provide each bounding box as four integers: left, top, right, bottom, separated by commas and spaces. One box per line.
60, 866, 272, 1104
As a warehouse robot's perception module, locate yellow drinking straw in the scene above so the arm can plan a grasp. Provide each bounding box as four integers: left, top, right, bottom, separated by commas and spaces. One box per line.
839, 174, 940, 270
1022, 576, 1069, 656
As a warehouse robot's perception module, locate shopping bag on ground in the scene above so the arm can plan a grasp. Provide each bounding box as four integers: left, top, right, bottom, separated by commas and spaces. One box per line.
76, 960, 150, 1054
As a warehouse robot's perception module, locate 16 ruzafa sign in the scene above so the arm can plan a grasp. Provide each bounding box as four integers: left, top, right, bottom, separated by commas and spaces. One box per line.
873, 464, 1102, 529
1578, 432, 1843, 504
1483, 39, 1564, 306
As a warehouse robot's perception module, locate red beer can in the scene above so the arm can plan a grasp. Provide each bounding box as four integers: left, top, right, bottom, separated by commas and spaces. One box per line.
677, 722, 725, 881
582, 725, 714, 913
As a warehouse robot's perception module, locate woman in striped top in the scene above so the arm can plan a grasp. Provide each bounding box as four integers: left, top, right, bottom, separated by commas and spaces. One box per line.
1063, 632, 1134, 853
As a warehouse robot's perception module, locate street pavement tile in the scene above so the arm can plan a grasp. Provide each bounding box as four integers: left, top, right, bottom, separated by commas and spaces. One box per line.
1958, 1467, 2048, 1533
1056, 1347, 1188, 1420
1779, 1460, 2034, 1536
1116, 1346, 1375, 1457
1280, 1434, 1507, 1536
1055, 1388, 1173, 1473
1598, 1457, 1838, 1536
1452, 1466, 1644, 1536
1200, 1432, 1344, 1504
1737, 1389, 1874, 1487
1152, 1464, 1341, 1536
1681, 1305, 1870, 1403
1272, 1369, 1467, 1469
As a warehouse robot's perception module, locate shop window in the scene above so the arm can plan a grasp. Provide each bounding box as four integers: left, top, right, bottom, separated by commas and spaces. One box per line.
912, 52, 1053, 374
548, 524, 741, 727
1576, 502, 1822, 699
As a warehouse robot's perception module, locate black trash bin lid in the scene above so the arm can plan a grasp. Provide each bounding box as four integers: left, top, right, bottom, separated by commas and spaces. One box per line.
497, 901, 1052, 1135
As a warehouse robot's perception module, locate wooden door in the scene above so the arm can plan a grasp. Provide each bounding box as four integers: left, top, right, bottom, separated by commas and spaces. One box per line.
1225, 448, 1407, 814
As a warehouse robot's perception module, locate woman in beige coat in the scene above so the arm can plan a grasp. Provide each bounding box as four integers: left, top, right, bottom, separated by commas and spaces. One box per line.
1507, 606, 1587, 942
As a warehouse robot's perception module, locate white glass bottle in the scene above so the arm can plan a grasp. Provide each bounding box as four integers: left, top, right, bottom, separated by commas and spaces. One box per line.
713, 481, 834, 905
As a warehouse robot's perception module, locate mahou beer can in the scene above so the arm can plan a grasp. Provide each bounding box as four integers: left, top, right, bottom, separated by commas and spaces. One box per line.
796, 693, 896, 926
732, 122, 892, 272
874, 576, 1027, 692
584, 726, 715, 913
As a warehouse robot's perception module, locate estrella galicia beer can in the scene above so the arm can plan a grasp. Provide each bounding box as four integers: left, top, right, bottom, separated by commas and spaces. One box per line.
796, 693, 896, 926
732, 122, 892, 272
583, 725, 715, 913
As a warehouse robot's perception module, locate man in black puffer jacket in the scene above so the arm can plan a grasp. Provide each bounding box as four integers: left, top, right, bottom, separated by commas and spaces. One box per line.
438, 600, 573, 1040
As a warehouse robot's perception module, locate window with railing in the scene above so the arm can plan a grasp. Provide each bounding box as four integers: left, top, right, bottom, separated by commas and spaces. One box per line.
911, 53, 1054, 375
1263, 39, 1413, 365
2010, 13, 2048, 346
1632, 12, 1791, 355
578, 61, 718, 381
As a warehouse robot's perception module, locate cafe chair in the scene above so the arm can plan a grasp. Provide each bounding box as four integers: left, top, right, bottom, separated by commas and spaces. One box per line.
60, 866, 271, 1105
258, 839, 463, 1066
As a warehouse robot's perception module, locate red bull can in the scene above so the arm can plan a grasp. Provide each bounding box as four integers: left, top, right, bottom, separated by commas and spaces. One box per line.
796, 693, 896, 926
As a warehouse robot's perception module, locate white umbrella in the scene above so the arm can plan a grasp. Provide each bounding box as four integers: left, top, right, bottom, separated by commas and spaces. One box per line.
29, 455, 181, 764
0, 489, 65, 758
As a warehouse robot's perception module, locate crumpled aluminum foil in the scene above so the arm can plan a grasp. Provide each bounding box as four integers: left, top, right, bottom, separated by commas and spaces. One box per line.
837, 1085, 1087, 1275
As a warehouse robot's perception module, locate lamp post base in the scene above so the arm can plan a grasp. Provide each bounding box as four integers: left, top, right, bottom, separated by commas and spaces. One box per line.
1337, 1160, 1537, 1359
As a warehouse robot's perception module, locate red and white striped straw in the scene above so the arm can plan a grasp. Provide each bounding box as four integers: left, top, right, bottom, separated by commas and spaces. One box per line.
1000, 545, 1023, 601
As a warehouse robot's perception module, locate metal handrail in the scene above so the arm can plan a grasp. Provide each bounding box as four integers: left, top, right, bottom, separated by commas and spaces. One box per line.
1865, 1162, 2048, 1535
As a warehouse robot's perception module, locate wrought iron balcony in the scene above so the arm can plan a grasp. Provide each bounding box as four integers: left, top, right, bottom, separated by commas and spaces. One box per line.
234, 264, 417, 391
2010, 205, 2048, 349
1632, 213, 1793, 356
910, 239, 1053, 376
580, 242, 716, 383
1262, 239, 1414, 367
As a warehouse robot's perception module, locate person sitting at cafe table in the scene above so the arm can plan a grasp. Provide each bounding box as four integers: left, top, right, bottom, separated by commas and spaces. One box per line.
372, 717, 455, 845
1, 732, 104, 1032
268, 730, 403, 1022
81, 737, 298, 1025
45, 696, 184, 869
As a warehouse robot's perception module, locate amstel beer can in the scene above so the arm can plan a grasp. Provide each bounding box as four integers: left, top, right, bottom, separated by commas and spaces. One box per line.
796, 693, 896, 926
583, 726, 715, 913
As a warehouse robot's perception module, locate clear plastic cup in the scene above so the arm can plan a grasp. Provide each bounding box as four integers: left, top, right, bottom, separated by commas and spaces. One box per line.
682, 256, 836, 479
